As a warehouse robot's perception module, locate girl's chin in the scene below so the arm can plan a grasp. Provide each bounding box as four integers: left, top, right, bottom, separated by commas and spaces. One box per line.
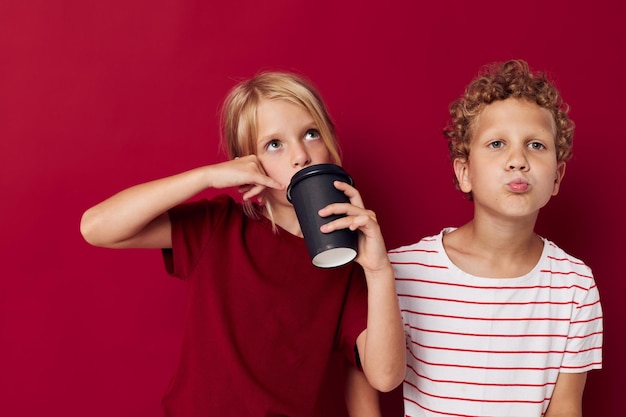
263, 193, 290, 207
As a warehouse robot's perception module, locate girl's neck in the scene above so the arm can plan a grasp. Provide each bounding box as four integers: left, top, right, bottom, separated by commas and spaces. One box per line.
263, 204, 303, 237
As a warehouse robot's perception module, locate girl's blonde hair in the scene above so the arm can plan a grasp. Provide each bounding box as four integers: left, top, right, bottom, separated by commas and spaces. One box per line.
220, 71, 342, 220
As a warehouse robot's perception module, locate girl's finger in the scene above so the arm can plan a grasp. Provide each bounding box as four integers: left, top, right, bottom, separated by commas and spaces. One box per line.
238, 185, 252, 194
242, 184, 267, 202
318, 203, 372, 220
258, 175, 285, 190
333, 181, 364, 207
320, 212, 375, 234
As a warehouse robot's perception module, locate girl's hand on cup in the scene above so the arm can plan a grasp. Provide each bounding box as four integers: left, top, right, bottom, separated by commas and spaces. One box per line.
318, 181, 390, 273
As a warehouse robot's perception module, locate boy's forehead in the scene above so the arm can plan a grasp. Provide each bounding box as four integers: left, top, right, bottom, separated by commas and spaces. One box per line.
471, 98, 557, 137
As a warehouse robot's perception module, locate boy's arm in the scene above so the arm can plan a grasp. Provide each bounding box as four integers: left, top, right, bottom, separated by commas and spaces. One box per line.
345, 366, 382, 417
544, 372, 587, 417
80, 156, 282, 249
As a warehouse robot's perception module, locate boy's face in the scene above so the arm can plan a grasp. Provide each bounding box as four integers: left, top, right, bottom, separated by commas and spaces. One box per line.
254, 98, 331, 207
454, 98, 566, 219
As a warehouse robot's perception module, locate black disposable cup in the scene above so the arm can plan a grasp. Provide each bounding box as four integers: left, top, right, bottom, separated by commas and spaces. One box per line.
286, 164, 358, 268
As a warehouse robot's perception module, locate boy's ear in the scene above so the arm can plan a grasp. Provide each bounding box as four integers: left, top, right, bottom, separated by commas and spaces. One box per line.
453, 158, 472, 193
552, 161, 567, 196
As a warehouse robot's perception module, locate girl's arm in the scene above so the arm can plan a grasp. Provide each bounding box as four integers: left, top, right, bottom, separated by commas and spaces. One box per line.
353, 268, 406, 393
319, 181, 406, 392
544, 372, 587, 417
345, 366, 382, 417
80, 156, 283, 249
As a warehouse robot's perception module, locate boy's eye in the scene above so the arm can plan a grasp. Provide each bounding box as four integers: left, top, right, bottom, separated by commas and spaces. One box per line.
488, 140, 503, 149
266, 140, 281, 151
528, 141, 546, 150
304, 129, 321, 140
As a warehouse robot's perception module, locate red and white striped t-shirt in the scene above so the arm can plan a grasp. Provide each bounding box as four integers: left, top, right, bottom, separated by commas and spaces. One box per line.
389, 229, 603, 417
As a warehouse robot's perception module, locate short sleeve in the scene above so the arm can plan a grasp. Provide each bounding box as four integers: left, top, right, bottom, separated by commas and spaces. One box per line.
336, 264, 368, 367
561, 274, 603, 373
162, 195, 236, 279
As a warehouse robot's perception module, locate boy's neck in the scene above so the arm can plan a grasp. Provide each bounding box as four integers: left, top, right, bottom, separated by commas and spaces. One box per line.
443, 218, 544, 278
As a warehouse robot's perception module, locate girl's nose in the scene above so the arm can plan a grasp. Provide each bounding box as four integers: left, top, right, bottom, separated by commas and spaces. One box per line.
291, 144, 311, 167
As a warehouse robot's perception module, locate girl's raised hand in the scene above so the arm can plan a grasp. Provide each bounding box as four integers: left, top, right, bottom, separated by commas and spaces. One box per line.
317, 181, 390, 273
209, 155, 284, 203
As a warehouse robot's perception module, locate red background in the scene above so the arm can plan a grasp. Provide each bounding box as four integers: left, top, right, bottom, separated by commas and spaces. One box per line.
1, 1, 623, 416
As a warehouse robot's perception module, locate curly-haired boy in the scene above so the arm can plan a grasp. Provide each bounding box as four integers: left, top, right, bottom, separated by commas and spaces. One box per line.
389, 60, 603, 417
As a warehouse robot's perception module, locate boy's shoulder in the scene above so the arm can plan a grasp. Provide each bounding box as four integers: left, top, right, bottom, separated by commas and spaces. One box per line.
388, 228, 452, 261
388, 231, 595, 283
540, 236, 593, 276
541, 237, 581, 258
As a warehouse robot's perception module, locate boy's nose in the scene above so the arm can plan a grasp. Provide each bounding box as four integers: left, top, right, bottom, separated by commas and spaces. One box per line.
506, 149, 529, 171
508, 162, 528, 170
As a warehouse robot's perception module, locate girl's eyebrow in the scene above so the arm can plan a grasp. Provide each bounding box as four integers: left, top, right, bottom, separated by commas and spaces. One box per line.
257, 131, 281, 143
301, 122, 319, 132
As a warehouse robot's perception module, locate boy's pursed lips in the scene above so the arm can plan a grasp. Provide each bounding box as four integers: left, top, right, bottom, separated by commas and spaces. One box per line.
507, 177, 530, 192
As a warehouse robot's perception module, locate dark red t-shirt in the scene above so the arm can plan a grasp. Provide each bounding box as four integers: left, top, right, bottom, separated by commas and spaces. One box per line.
161, 195, 368, 416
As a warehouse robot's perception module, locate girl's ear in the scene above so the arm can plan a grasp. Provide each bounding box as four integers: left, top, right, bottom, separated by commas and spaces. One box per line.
552, 161, 567, 196
453, 158, 472, 193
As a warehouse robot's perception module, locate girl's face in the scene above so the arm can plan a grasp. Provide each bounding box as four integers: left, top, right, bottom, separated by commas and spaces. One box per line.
454, 98, 566, 220
255, 98, 332, 206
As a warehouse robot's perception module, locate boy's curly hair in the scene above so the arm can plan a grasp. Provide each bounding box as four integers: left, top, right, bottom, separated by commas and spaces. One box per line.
443, 59, 575, 192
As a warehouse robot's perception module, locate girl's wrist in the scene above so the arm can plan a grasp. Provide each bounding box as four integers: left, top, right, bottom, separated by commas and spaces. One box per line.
198, 165, 217, 189
363, 262, 394, 281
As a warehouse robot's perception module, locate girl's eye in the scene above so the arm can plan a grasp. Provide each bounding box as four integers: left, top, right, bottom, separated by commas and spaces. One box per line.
528, 141, 546, 150
304, 129, 321, 140
488, 140, 504, 149
266, 140, 282, 152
